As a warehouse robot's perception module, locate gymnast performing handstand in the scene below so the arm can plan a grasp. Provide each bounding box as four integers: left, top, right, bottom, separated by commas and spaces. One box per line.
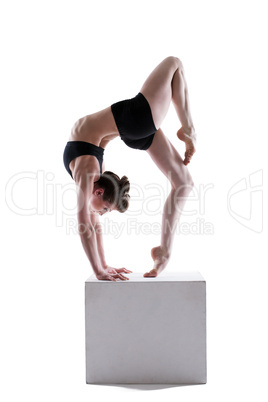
63, 56, 196, 281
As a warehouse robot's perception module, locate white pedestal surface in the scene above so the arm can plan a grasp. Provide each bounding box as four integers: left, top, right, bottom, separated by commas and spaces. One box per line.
85, 272, 206, 384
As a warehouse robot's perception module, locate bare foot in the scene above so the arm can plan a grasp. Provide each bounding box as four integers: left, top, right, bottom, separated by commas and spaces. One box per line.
143, 246, 170, 277
177, 127, 196, 165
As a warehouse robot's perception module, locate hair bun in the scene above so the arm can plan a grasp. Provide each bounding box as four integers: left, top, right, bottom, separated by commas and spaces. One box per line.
119, 175, 130, 196
94, 171, 130, 213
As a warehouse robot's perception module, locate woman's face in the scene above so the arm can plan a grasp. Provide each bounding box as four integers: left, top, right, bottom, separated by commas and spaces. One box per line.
89, 188, 114, 215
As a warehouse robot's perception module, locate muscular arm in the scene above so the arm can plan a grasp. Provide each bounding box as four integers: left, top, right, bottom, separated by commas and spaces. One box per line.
89, 158, 108, 269
76, 178, 103, 277
90, 211, 108, 269
75, 174, 127, 281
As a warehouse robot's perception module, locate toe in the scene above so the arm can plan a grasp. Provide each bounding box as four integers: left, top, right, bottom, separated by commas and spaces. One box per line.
144, 269, 158, 277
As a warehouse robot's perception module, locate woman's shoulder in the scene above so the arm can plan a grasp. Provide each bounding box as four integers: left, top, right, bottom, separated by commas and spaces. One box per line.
71, 155, 100, 185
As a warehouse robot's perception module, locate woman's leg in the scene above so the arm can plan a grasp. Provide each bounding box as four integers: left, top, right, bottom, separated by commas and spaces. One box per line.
140, 56, 196, 165
144, 129, 194, 277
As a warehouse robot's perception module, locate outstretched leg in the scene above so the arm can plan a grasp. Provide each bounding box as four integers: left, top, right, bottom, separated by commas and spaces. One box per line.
144, 129, 194, 277
140, 56, 196, 165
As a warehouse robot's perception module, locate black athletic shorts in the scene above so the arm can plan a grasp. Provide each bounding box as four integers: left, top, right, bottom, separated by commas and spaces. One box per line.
111, 92, 157, 150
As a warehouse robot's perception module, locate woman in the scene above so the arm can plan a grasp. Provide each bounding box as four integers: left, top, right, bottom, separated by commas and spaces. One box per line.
63, 56, 196, 281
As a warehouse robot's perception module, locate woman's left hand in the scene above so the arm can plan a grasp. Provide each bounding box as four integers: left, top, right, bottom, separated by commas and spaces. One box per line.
105, 266, 132, 277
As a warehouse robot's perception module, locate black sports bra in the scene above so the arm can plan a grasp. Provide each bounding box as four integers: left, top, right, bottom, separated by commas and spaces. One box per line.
63, 141, 104, 179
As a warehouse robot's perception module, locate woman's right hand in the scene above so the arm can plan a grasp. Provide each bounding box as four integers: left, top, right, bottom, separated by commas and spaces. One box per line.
96, 271, 129, 281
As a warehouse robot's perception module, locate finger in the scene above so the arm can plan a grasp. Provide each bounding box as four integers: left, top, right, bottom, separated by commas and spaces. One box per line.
100, 275, 117, 281
113, 273, 129, 280
106, 275, 117, 281
118, 268, 132, 274
115, 268, 129, 273
118, 273, 129, 280
107, 269, 116, 274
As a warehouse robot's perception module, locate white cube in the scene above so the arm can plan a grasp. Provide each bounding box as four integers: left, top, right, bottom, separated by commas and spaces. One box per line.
85, 272, 206, 384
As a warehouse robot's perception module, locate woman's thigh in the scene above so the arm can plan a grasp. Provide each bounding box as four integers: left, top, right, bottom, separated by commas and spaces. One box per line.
147, 128, 193, 189
140, 56, 181, 129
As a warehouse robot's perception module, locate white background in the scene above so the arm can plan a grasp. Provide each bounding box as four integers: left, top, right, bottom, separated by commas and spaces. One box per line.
1, 0, 267, 400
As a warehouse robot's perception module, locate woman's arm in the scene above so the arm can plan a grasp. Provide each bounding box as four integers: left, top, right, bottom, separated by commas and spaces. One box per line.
90, 211, 132, 277
90, 211, 108, 269
75, 175, 111, 279
75, 175, 129, 280
78, 217, 103, 276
